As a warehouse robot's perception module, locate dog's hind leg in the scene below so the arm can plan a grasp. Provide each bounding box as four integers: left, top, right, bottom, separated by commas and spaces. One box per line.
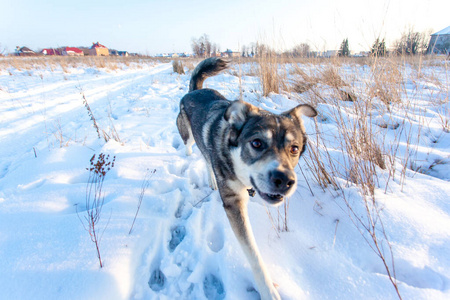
221, 185, 281, 300
176, 107, 195, 156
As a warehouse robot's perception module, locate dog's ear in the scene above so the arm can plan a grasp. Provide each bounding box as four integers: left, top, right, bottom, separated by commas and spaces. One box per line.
225, 100, 258, 129
225, 100, 258, 146
283, 104, 317, 120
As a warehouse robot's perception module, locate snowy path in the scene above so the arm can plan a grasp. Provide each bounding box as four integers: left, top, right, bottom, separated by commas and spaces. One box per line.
0, 61, 449, 300
0, 62, 262, 299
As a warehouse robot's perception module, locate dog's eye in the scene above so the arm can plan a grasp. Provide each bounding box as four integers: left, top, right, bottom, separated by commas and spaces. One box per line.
290, 145, 299, 155
251, 139, 262, 149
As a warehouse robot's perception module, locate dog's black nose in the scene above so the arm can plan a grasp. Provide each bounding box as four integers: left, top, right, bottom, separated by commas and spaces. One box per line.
270, 170, 295, 193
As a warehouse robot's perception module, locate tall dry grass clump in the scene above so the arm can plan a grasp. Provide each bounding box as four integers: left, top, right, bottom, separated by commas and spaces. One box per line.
295, 56, 403, 299
257, 45, 287, 97
172, 60, 185, 74
290, 64, 318, 95
369, 58, 404, 110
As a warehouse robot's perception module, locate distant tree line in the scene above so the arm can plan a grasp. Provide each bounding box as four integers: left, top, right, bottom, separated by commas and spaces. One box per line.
191, 27, 434, 59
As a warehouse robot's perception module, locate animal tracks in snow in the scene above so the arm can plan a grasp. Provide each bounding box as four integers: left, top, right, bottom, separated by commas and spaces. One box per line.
148, 268, 166, 292
207, 224, 225, 253
203, 273, 226, 300
168, 225, 186, 252
136, 149, 236, 299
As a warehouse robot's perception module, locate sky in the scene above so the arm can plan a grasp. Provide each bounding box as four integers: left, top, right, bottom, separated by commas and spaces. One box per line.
1, 0, 449, 55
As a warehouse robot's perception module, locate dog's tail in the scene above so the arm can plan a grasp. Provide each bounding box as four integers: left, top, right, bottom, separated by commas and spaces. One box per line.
189, 57, 229, 92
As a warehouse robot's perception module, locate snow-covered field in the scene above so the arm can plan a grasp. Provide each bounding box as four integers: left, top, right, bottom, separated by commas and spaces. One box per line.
0, 57, 449, 300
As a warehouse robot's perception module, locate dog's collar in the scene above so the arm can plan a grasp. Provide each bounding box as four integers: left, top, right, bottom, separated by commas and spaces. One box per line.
247, 188, 256, 197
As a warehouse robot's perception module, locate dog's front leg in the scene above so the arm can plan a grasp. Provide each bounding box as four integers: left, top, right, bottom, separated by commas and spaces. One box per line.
221, 186, 281, 300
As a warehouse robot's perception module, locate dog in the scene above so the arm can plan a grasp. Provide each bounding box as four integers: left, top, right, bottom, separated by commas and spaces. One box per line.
177, 57, 317, 300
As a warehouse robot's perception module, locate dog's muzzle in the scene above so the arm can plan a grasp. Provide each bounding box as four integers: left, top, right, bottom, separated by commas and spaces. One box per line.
269, 170, 296, 193
250, 170, 296, 205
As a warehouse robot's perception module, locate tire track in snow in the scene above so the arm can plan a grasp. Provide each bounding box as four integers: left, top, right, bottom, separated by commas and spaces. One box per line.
0, 64, 173, 173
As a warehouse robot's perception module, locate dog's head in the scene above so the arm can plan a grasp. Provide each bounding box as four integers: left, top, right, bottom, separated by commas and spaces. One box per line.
226, 100, 317, 205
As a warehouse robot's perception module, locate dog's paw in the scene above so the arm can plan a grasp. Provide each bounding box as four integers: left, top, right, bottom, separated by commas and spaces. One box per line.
185, 147, 193, 156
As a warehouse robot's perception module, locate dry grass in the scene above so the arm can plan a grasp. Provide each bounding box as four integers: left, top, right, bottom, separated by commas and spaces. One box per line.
256, 50, 287, 97
235, 53, 447, 300
172, 60, 185, 74
0, 56, 162, 72
368, 59, 404, 109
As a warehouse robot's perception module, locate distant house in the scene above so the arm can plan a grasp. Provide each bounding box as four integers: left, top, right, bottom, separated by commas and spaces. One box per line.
15, 46, 37, 56
154, 52, 188, 58
221, 49, 240, 58
41, 48, 61, 56
355, 51, 369, 57
77, 47, 90, 56
323, 50, 339, 58
62, 47, 84, 56
89, 42, 109, 56
427, 26, 450, 55
110, 50, 129, 57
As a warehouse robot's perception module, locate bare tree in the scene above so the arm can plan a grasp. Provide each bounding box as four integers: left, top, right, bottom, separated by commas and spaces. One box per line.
256, 42, 274, 57
191, 38, 200, 57
241, 45, 247, 57
191, 34, 213, 57
394, 28, 429, 55
291, 43, 312, 57
204, 34, 211, 57
211, 43, 218, 56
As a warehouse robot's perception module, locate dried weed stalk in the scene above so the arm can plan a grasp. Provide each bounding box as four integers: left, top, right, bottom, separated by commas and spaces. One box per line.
78, 153, 116, 268
129, 168, 156, 234
79, 87, 102, 140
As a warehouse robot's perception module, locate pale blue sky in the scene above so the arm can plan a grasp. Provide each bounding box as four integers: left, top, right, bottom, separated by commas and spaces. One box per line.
1, 0, 449, 54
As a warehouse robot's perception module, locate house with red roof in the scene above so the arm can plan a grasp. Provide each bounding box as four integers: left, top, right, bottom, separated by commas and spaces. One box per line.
15, 46, 37, 56
41, 48, 61, 56
89, 42, 109, 56
62, 47, 84, 56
